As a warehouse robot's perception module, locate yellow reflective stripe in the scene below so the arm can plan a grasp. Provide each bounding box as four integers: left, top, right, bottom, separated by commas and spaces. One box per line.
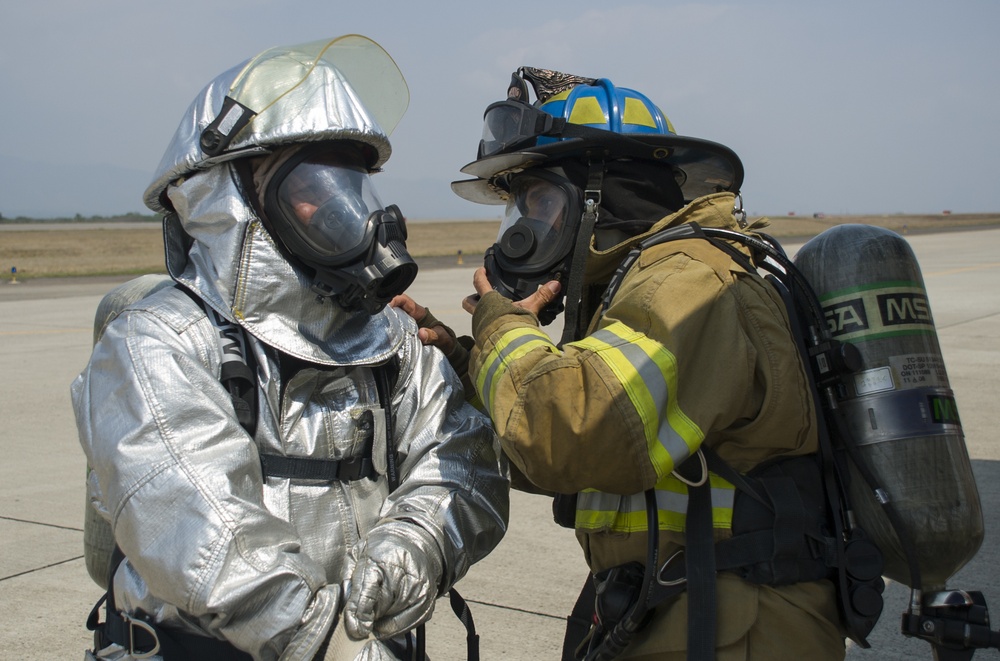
623, 97, 657, 128
575, 473, 735, 533
570, 322, 703, 479
567, 95, 608, 126
475, 327, 555, 416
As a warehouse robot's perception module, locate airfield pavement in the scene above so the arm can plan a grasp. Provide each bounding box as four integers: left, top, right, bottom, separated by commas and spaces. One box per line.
1, 228, 999, 660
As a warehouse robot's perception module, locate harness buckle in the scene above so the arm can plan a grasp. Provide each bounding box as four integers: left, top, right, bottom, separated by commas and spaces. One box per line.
122, 613, 160, 659
656, 549, 688, 588
337, 457, 375, 481
671, 449, 708, 487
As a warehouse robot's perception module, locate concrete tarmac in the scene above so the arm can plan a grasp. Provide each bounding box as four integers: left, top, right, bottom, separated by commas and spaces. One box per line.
1, 228, 998, 660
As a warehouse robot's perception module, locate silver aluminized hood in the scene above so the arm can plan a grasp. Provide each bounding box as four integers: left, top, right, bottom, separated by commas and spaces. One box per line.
146, 36, 410, 365
162, 166, 405, 366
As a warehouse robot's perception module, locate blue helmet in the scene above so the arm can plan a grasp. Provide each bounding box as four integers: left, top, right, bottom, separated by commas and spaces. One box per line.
452, 67, 743, 205
535, 79, 675, 145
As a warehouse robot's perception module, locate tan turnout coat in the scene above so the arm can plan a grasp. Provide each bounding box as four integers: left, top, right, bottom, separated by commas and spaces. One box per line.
469, 193, 846, 660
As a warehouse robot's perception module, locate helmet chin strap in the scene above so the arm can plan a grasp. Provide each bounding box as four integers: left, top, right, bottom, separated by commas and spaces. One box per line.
558, 159, 605, 348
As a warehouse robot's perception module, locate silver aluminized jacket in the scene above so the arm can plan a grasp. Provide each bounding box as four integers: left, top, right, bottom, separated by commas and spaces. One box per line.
73, 174, 509, 660
74, 286, 509, 659
72, 43, 509, 658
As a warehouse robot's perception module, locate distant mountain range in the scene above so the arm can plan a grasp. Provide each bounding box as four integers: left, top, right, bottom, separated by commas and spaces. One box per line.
0, 153, 154, 219
0, 153, 496, 221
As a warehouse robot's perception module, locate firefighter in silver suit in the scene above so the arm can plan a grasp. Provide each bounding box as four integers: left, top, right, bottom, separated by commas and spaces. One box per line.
71, 36, 509, 661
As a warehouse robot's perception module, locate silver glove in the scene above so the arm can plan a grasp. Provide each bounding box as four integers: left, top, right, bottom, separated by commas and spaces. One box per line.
343, 521, 444, 640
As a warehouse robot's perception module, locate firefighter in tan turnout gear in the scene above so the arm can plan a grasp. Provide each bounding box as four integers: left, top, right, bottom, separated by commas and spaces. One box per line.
446, 68, 848, 660
71, 36, 508, 661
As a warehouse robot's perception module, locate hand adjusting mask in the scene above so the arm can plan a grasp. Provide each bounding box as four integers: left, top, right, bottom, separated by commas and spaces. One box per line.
484, 168, 582, 324
261, 144, 417, 314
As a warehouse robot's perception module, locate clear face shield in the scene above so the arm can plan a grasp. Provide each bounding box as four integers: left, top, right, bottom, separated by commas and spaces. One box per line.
200, 35, 409, 159
484, 169, 582, 323
262, 145, 417, 314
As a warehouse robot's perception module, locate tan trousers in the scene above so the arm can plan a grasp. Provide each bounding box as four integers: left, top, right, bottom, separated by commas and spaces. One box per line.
620, 574, 846, 661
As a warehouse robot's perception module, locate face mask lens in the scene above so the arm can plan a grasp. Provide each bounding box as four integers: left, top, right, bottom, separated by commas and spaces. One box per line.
496, 173, 573, 268
501, 176, 568, 240
517, 180, 567, 235
275, 153, 384, 261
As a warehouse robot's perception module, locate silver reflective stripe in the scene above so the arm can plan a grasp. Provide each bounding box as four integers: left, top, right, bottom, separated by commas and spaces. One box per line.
476, 327, 554, 415
571, 322, 703, 479
590, 327, 695, 468
576, 474, 736, 532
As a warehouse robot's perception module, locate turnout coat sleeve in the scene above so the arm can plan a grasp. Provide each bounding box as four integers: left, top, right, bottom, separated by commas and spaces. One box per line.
469, 225, 816, 499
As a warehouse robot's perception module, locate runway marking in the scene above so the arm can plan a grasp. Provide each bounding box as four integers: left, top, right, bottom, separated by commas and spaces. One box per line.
0, 515, 83, 533
0, 555, 85, 583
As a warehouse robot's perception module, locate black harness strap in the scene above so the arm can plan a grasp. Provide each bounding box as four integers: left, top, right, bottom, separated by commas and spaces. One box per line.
685, 475, 717, 661
559, 160, 605, 348
449, 589, 481, 661
563, 576, 598, 660
373, 357, 401, 492
176, 285, 258, 436
259, 453, 376, 482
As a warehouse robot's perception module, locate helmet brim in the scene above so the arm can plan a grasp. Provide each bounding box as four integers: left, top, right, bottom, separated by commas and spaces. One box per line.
453, 133, 744, 205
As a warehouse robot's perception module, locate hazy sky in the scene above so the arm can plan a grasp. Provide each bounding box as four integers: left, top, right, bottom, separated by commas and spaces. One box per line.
1, 0, 997, 219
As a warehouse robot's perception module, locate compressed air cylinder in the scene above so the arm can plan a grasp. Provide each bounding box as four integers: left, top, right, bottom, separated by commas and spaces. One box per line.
794, 224, 983, 590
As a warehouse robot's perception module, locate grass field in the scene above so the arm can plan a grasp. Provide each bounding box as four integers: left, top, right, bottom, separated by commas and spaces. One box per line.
2, 213, 999, 280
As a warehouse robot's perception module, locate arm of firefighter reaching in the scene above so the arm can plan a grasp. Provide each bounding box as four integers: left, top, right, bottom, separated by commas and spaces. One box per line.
342, 321, 510, 640
468, 254, 762, 496
389, 294, 550, 494
72, 305, 338, 661
389, 295, 481, 410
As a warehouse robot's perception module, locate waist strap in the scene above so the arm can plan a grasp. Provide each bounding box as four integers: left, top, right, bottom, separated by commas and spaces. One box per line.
88, 595, 251, 661
259, 453, 376, 482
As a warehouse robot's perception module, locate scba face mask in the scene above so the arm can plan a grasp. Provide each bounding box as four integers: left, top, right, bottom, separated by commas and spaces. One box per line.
262, 145, 417, 314
484, 169, 582, 323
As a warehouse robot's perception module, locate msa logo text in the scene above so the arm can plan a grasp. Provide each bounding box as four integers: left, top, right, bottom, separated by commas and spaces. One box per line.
824, 298, 868, 336
929, 394, 961, 425
823, 291, 933, 337
877, 292, 931, 326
